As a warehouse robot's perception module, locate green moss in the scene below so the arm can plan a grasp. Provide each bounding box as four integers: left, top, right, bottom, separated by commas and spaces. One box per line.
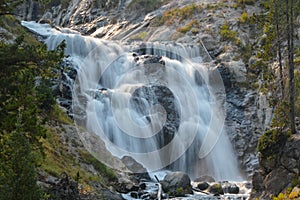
175, 187, 184, 196
257, 128, 290, 161
291, 176, 299, 187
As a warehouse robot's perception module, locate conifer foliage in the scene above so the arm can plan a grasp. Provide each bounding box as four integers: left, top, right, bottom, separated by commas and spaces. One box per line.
0, 35, 65, 199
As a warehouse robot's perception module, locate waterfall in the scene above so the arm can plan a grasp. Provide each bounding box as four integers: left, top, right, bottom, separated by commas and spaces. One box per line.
22, 21, 243, 181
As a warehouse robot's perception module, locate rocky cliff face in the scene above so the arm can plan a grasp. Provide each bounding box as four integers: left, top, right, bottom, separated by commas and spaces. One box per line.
18, 0, 277, 180
250, 131, 300, 199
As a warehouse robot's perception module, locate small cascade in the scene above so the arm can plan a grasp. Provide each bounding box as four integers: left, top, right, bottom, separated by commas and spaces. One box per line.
22, 21, 243, 181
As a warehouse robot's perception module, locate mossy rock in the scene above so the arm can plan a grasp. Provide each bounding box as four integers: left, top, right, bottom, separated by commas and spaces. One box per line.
208, 183, 224, 195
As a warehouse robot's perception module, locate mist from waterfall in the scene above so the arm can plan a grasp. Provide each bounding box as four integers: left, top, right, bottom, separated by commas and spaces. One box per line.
22, 21, 243, 181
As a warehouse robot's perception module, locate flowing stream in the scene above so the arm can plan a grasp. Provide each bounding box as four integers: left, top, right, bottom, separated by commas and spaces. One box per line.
22, 21, 243, 182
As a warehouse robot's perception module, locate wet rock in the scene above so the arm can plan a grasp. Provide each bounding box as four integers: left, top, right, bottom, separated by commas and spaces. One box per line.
200, 34, 221, 58
194, 175, 215, 183
45, 175, 60, 185
216, 63, 232, 89
121, 156, 150, 180
139, 182, 147, 190
130, 191, 139, 199
194, 70, 205, 86
264, 167, 294, 196
161, 171, 192, 197
125, 183, 139, 192
208, 183, 224, 195
221, 181, 239, 194
252, 170, 264, 192
197, 182, 209, 190
100, 188, 124, 200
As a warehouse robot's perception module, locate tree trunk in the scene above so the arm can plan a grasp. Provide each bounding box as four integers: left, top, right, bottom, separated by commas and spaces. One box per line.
275, 0, 284, 99
287, 0, 296, 134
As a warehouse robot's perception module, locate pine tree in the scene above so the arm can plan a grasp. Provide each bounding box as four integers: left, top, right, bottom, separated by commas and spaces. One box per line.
0, 111, 41, 200
0, 34, 65, 199
254, 0, 299, 132
286, 0, 296, 134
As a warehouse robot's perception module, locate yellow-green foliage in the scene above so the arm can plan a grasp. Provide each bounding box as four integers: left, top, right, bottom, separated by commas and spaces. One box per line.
130, 31, 147, 40
219, 21, 238, 42
41, 125, 117, 186
78, 149, 117, 182
127, 0, 170, 14
191, 27, 199, 34
257, 128, 289, 159
273, 193, 286, 200
177, 20, 198, 34
156, 4, 203, 26
49, 105, 73, 124
289, 189, 300, 199
175, 187, 184, 196
239, 11, 249, 23
0, 15, 39, 44
272, 187, 300, 200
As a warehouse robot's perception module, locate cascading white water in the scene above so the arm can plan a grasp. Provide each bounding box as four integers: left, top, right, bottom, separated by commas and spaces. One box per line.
22, 21, 243, 181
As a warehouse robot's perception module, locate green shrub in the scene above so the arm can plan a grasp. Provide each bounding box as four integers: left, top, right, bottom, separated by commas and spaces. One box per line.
219, 21, 238, 42
177, 20, 198, 34
257, 128, 289, 160
191, 28, 199, 34
79, 150, 117, 182
239, 11, 249, 23
155, 4, 203, 26
127, 0, 170, 14
257, 118, 290, 172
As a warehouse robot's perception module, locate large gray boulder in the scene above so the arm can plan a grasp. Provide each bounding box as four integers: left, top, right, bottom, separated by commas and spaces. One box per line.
160, 171, 192, 197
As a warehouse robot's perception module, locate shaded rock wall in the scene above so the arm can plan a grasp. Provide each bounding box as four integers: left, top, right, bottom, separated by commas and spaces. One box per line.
250, 133, 300, 199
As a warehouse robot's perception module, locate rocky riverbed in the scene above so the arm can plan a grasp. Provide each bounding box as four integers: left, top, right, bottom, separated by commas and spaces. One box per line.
120, 171, 251, 200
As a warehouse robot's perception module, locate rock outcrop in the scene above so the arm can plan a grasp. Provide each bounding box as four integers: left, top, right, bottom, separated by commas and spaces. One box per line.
250, 133, 300, 199
160, 171, 193, 197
